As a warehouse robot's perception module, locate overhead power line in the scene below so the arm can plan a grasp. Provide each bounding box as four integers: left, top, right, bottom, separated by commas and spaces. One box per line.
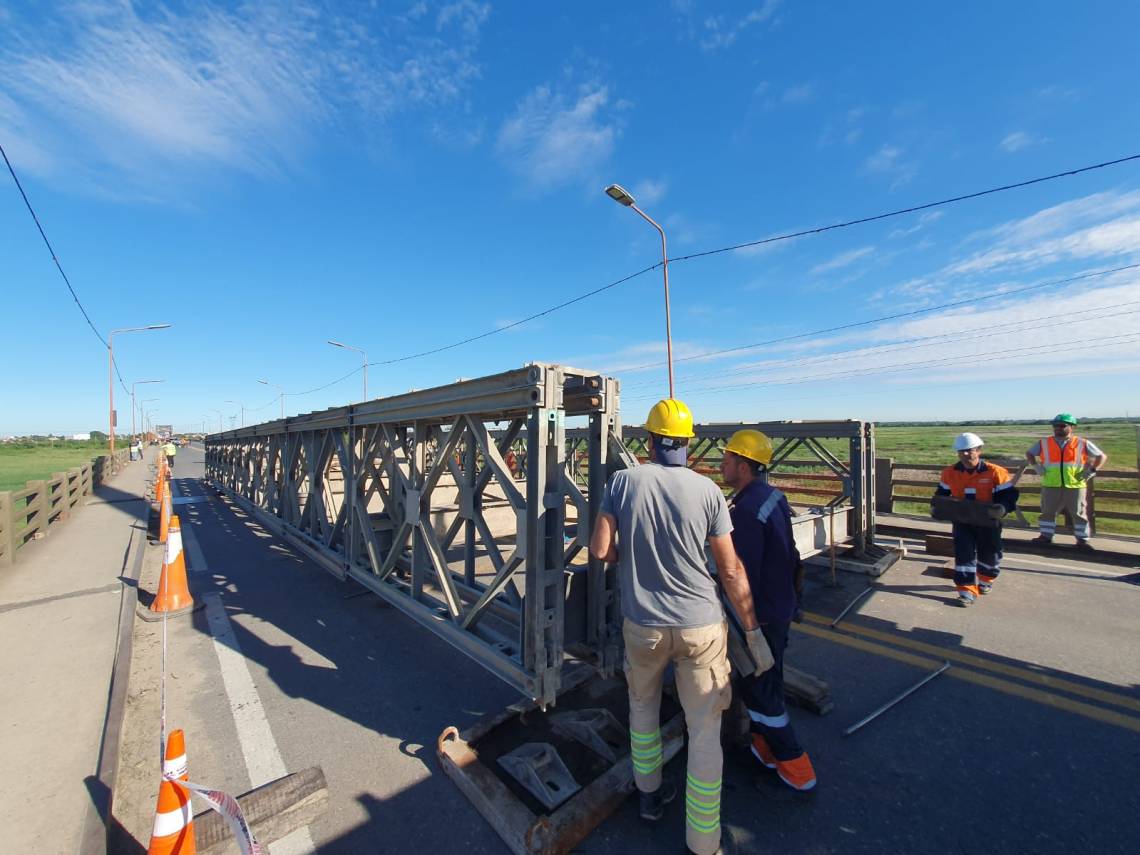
621, 297, 1140, 392
623, 333, 1140, 403
1, 141, 109, 349
360, 152, 1140, 369
666, 152, 1140, 264
617, 263, 1140, 375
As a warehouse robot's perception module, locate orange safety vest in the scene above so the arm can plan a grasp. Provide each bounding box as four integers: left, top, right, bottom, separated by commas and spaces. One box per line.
1040, 436, 1088, 489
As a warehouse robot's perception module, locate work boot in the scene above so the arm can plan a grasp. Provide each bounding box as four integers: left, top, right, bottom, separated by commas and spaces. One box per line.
639, 777, 677, 822
957, 590, 976, 607
1075, 540, 1096, 553
776, 752, 818, 792
1031, 535, 1053, 546
978, 581, 993, 595
750, 734, 777, 770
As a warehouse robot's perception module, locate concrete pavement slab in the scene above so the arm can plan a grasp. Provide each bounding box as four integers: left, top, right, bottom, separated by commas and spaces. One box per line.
0, 457, 151, 853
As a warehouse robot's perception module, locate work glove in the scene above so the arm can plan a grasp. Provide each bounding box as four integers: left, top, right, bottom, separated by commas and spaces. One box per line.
1033, 464, 1044, 477
744, 627, 775, 676
987, 504, 1007, 519
1080, 467, 1096, 482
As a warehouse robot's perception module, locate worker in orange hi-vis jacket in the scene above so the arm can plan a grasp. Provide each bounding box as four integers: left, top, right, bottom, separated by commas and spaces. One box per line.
931, 433, 1020, 607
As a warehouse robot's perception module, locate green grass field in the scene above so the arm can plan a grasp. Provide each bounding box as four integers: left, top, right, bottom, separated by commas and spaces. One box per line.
0, 441, 117, 493
873, 421, 1138, 468
875, 421, 1139, 536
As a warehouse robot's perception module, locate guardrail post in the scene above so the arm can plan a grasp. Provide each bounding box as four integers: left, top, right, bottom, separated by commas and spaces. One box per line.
875, 457, 894, 513
0, 492, 13, 566
53, 472, 69, 521
27, 480, 46, 540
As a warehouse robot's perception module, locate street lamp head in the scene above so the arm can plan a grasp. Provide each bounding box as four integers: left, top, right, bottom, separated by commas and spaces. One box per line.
328, 340, 347, 349
257, 378, 269, 385
146, 324, 172, 331
605, 184, 635, 207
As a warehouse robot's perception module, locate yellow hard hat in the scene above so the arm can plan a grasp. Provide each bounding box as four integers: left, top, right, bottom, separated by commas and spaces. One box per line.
724, 429, 773, 466
646, 398, 695, 439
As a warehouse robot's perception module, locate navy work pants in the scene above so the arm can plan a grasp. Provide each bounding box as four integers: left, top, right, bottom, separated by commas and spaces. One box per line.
738, 621, 803, 761
953, 522, 1003, 594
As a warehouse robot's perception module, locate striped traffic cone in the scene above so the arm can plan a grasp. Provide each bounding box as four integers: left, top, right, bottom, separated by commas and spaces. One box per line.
158, 490, 172, 544
151, 515, 194, 613
164, 728, 189, 781
147, 730, 195, 854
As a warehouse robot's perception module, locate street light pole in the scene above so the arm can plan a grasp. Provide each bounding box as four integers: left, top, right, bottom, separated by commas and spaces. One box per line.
108, 324, 172, 455
327, 340, 369, 402
225, 400, 246, 427
258, 379, 285, 419
209, 408, 223, 433
140, 399, 159, 443
604, 184, 675, 399
131, 380, 164, 448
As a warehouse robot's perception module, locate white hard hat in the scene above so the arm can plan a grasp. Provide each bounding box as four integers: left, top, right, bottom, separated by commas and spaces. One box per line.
953, 432, 984, 452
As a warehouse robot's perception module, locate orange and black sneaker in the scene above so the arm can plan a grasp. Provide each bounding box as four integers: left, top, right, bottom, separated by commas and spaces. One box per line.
776, 752, 817, 792
749, 734, 777, 770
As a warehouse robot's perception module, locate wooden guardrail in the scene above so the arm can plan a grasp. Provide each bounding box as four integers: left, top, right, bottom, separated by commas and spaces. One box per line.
0, 448, 131, 566
874, 457, 1140, 535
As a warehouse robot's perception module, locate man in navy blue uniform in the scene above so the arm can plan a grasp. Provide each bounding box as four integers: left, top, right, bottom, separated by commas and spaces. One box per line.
720, 429, 817, 792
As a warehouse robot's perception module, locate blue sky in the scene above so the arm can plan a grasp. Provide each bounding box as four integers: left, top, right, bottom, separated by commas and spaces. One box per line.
3, 1, 1140, 435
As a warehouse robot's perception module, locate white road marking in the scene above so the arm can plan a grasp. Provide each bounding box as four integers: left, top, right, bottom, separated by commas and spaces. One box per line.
204, 593, 316, 853
180, 522, 209, 575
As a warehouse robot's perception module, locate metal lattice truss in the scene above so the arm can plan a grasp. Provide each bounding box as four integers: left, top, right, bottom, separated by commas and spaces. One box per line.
570, 420, 876, 555
206, 364, 627, 706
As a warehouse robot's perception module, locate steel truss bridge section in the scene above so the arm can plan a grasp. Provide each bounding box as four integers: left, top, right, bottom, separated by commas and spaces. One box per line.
205, 363, 630, 708
568, 420, 876, 557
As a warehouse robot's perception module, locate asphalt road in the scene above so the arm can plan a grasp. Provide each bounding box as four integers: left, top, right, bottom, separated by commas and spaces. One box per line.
164, 444, 1140, 854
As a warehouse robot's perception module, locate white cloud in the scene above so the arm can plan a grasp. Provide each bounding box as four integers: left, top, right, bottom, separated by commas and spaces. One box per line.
436, 1, 491, 38
666, 277, 1140, 395
945, 218, 1140, 276
781, 83, 814, 104
496, 84, 620, 189
810, 246, 875, 274
942, 191, 1140, 276
0, 1, 489, 195
733, 232, 804, 258
818, 106, 865, 148
888, 210, 943, 239
1000, 131, 1047, 153
632, 178, 668, 206
862, 144, 917, 188
699, 0, 781, 51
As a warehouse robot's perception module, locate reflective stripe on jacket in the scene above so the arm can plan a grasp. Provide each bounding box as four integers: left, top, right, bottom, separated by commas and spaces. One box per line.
1040, 436, 1087, 488
934, 460, 1018, 512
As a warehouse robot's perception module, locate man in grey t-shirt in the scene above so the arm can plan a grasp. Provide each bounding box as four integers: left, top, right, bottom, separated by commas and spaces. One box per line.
590, 398, 767, 855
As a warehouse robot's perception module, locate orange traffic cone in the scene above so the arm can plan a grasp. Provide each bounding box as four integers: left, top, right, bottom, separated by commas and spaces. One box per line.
155, 467, 166, 505
164, 727, 189, 782
147, 731, 195, 854
159, 490, 172, 544
151, 515, 194, 613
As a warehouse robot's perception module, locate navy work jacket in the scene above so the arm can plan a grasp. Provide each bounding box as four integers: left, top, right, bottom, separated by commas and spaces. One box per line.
728, 479, 799, 624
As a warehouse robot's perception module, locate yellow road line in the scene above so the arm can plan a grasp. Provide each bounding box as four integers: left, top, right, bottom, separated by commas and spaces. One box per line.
803, 611, 1140, 714
795, 623, 1140, 736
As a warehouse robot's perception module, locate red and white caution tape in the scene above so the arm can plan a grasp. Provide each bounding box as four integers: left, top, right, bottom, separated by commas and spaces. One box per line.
165, 775, 262, 855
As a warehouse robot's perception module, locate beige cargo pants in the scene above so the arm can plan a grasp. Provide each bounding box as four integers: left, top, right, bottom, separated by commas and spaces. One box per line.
625, 618, 731, 855
1039, 486, 1090, 540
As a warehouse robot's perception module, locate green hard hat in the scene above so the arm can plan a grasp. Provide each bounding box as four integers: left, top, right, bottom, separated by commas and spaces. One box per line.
1052, 412, 1078, 425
